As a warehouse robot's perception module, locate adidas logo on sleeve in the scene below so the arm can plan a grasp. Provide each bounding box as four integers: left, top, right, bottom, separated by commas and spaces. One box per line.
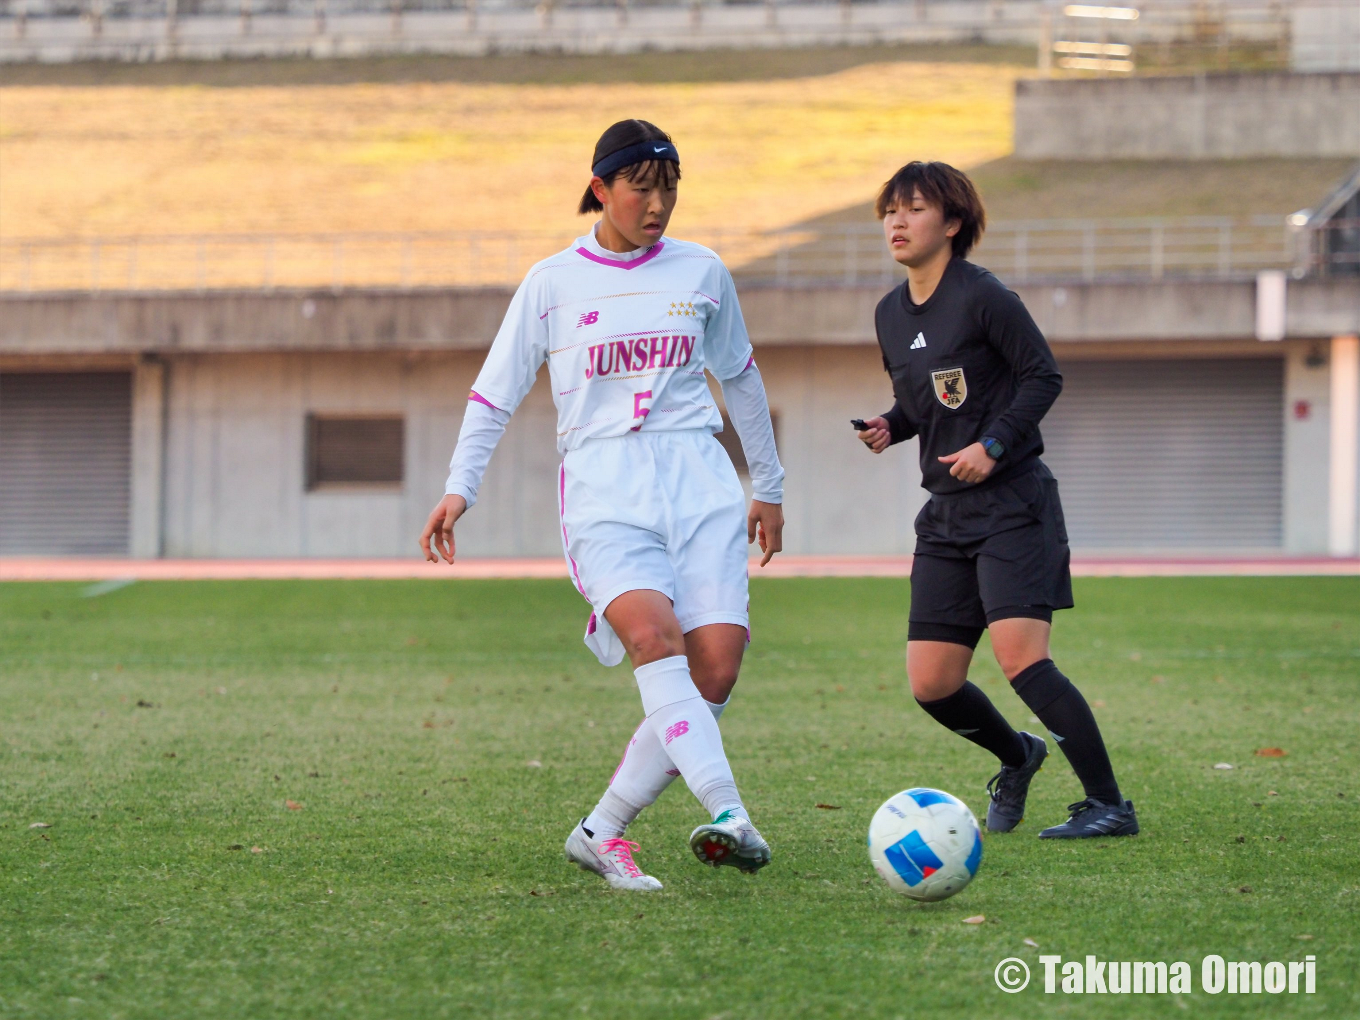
910, 332, 928, 350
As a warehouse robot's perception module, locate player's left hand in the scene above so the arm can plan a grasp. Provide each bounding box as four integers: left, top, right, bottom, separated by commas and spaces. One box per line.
748, 500, 784, 567
938, 442, 995, 484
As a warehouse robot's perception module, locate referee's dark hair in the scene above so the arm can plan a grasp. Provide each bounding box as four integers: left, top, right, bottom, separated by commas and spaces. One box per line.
875, 161, 986, 258
578, 119, 682, 215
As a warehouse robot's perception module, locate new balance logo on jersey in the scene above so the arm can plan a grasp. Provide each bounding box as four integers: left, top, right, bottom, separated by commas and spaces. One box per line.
910, 332, 927, 350
577, 310, 599, 327
663, 720, 689, 745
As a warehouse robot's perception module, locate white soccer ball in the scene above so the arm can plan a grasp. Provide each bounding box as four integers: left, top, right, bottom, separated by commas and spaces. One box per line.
867, 787, 983, 902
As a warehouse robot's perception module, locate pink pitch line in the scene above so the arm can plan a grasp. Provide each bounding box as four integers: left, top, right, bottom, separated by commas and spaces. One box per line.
760, 556, 1360, 577
0, 555, 1357, 582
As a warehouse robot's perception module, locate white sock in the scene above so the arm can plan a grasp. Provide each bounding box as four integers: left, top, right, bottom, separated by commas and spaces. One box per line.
583, 696, 728, 838
633, 656, 743, 821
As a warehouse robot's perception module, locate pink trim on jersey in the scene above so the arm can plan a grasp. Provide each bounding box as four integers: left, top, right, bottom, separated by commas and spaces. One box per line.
743, 355, 755, 372
468, 391, 501, 411
575, 242, 665, 270
558, 463, 589, 601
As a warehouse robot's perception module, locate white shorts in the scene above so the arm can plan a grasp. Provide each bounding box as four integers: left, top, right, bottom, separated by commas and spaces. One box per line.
558, 428, 750, 667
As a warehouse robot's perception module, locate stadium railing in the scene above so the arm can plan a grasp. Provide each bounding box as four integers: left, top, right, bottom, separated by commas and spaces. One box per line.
3, 216, 1347, 293
1, 0, 1339, 75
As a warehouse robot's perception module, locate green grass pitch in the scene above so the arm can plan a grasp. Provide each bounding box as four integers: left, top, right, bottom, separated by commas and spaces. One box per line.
1, 577, 1356, 1018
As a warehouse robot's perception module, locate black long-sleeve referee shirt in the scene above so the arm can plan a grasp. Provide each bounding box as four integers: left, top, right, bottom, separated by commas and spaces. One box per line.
876, 258, 1063, 495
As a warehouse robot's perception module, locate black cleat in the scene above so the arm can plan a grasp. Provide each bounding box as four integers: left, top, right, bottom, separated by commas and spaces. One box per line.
1038, 798, 1140, 839
985, 731, 1048, 833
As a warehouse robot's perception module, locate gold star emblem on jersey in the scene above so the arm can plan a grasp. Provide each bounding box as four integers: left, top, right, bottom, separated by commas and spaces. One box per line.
931, 367, 968, 409
667, 301, 696, 318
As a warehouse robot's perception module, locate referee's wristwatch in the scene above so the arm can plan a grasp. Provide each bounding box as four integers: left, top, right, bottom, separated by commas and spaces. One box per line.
980, 436, 1006, 459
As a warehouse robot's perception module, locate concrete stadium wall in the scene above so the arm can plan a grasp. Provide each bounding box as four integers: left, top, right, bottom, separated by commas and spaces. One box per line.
1293, 3, 1360, 73
11, 340, 1331, 557
144, 347, 925, 558
1013, 72, 1360, 160
4, 278, 1357, 356
4, 280, 1355, 556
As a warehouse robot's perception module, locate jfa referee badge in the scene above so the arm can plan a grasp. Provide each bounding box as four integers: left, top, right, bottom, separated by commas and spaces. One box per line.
930, 367, 968, 409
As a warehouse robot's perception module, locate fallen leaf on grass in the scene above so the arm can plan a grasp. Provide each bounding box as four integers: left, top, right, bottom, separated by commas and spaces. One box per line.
962, 915, 986, 924
1267, 790, 1278, 796
1297, 934, 1313, 940
815, 804, 841, 810
1149, 676, 1165, 684
1092, 699, 1107, 708
526, 760, 542, 768
29, 822, 51, 829
1214, 763, 1234, 770
285, 800, 303, 811
422, 721, 435, 729
250, 846, 264, 853
1255, 748, 1287, 757
1024, 938, 1040, 948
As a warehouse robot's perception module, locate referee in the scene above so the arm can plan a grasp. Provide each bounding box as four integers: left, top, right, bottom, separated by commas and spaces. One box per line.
856, 161, 1137, 839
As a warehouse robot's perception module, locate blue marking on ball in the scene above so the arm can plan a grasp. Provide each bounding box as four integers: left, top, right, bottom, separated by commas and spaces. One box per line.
904, 788, 955, 808
964, 830, 983, 876
883, 829, 945, 886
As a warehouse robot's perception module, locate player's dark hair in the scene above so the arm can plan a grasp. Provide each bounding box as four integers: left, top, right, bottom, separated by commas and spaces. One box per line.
875, 161, 986, 258
578, 119, 681, 215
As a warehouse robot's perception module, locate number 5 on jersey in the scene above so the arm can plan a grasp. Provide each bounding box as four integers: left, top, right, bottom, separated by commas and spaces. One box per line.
631, 390, 653, 431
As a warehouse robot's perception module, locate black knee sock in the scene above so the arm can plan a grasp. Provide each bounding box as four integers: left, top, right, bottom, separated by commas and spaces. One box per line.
1011, 659, 1122, 804
917, 681, 1027, 768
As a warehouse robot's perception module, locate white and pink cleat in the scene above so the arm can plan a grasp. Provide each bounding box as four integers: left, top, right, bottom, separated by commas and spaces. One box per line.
564, 821, 664, 891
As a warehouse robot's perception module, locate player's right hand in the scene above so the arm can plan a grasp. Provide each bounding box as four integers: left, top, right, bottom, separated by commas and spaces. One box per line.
856, 416, 891, 454
420, 494, 468, 564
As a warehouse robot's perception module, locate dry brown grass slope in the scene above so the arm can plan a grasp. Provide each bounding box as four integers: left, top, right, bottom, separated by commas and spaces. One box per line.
0, 61, 1018, 242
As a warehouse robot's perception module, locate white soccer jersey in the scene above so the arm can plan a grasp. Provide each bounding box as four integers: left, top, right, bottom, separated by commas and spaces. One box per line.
468, 228, 754, 452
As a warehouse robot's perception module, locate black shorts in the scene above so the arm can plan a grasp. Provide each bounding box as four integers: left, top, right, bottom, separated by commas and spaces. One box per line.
908, 462, 1073, 649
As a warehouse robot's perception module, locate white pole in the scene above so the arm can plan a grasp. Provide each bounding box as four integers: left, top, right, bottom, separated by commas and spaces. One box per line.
1329, 335, 1360, 557
1255, 270, 1286, 342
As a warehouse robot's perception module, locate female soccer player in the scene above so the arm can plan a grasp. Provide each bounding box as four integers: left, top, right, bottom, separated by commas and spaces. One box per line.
419, 120, 786, 888
855, 161, 1137, 839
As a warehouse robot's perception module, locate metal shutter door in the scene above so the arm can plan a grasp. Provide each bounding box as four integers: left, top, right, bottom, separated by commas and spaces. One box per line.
1040, 358, 1283, 549
0, 372, 133, 555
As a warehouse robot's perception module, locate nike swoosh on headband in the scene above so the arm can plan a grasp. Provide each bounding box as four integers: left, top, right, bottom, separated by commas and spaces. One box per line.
591, 139, 680, 178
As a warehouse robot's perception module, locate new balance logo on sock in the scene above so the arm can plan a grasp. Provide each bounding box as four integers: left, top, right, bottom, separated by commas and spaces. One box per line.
663, 720, 689, 745
1050, 731, 1065, 743
954, 728, 980, 736
910, 332, 927, 350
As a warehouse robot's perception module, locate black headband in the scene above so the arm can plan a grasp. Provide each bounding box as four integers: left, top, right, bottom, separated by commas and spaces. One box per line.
591, 139, 680, 179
